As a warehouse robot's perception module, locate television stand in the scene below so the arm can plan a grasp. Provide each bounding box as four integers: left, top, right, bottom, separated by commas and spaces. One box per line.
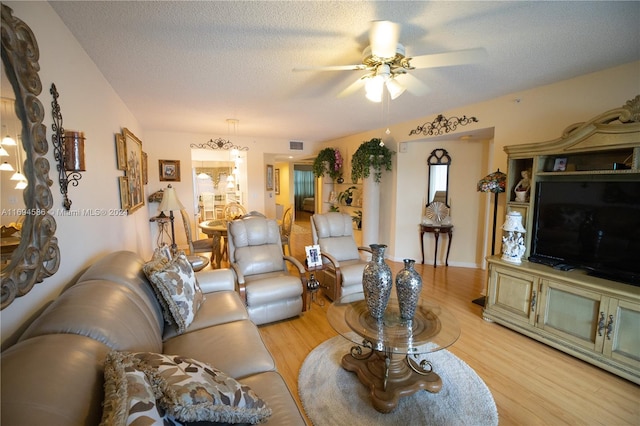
485, 96, 640, 384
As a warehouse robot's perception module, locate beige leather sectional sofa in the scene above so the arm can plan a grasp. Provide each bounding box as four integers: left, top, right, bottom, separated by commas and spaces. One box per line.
1, 250, 306, 425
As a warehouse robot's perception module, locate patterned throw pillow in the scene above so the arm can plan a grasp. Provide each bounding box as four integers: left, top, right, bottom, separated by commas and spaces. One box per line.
100, 351, 180, 426
101, 351, 272, 425
143, 247, 175, 325
143, 252, 205, 333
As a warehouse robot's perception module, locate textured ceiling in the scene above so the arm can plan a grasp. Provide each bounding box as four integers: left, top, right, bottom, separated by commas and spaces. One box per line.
49, 1, 640, 145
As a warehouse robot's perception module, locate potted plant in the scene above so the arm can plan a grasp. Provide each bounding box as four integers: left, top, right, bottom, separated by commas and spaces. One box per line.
312, 147, 343, 180
337, 186, 356, 205
352, 210, 362, 229
351, 138, 394, 183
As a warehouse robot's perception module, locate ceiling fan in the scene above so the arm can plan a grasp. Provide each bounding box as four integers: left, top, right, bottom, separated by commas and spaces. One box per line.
293, 21, 487, 102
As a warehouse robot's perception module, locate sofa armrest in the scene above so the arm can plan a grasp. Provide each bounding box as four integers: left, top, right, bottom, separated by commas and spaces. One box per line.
195, 268, 235, 293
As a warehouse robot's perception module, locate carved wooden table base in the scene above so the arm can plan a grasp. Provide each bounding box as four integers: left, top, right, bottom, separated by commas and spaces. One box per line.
341, 349, 442, 413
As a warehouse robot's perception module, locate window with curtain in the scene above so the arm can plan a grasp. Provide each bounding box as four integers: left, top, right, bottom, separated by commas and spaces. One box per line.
294, 169, 315, 211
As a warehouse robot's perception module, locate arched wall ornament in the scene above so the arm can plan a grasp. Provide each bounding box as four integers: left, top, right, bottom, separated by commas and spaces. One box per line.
1, 4, 60, 309
190, 138, 249, 151
409, 114, 478, 137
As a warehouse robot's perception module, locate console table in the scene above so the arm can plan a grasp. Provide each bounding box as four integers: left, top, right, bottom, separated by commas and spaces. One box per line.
327, 292, 460, 413
420, 224, 453, 267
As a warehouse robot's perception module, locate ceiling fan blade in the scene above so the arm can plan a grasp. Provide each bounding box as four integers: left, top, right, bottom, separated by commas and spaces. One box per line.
293, 64, 367, 72
394, 73, 430, 97
369, 20, 400, 59
409, 48, 488, 69
337, 76, 368, 98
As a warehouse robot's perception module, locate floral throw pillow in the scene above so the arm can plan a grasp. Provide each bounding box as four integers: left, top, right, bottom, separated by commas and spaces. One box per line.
143, 247, 175, 325
102, 351, 272, 425
100, 351, 180, 426
143, 252, 205, 333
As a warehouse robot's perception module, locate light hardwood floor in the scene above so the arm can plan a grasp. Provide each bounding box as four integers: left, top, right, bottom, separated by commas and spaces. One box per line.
253, 217, 640, 425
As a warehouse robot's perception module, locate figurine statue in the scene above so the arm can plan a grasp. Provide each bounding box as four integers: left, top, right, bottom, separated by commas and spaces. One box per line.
514, 170, 531, 202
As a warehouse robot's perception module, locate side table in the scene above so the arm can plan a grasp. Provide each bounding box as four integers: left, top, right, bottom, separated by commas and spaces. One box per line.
187, 255, 209, 272
304, 265, 325, 310
420, 224, 453, 267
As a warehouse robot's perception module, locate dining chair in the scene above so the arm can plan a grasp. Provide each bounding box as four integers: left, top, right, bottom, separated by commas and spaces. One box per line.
310, 212, 372, 301
223, 202, 247, 220
280, 205, 293, 256
227, 215, 306, 325
179, 209, 214, 262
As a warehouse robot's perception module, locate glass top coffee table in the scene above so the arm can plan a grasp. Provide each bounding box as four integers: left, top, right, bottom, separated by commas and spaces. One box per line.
326, 292, 460, 413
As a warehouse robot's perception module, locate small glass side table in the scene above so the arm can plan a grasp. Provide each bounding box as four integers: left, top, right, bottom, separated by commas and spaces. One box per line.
327, 292, 460, 413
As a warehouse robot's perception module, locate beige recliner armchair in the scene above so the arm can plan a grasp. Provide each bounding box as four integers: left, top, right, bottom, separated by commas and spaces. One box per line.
227, 215, 306, 325
310, 212, 372, 301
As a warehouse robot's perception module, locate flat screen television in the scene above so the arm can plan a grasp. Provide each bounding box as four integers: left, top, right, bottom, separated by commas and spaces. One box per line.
529, 179, 640, 286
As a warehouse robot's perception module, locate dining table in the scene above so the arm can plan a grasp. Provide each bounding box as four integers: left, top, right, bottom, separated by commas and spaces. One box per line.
198, 219, 228, 269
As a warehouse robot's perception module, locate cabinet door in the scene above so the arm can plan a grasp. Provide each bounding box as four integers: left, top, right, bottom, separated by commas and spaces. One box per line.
538, 280, 606, 352
487, 265, 538, 325
602, 299, 640, 370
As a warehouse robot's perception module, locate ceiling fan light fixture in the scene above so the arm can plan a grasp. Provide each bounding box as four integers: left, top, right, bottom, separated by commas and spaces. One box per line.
365, 77, 383, 102
386, 77, 406, 100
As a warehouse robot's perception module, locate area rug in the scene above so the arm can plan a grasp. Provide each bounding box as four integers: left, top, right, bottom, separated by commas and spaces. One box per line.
298, 336, 498, 426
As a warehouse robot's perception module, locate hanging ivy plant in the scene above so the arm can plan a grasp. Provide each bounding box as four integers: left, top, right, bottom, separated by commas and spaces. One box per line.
351, 138, 394, 183
312, 147, 343, 180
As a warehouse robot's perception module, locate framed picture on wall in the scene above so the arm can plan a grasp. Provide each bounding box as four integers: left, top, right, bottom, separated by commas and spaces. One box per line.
122, 128, 145, 213
115, 133, 126, 170
266, 164, 274, 191
275, 168, 280, 194
118, 176, 130, 210
159, 159, 181, 181
142, 151, 148, 185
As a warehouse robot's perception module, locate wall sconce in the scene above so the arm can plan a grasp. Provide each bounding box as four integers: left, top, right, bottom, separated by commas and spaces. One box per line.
51, 83, 86, 210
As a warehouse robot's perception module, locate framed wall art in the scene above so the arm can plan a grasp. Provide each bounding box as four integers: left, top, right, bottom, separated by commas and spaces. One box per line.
159, 159, 181, 182
115, 133, 126, 170
118, 176, 130, 210
122, 128, 145, 213
266, 164, 274, 191
142, 151, 148, 185
275, 168, 280, 195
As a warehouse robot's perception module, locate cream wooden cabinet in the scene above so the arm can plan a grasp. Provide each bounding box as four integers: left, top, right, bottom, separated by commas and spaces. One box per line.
484, 97, 640, 384
484, 257, 640, 384
486, 265, 538, 326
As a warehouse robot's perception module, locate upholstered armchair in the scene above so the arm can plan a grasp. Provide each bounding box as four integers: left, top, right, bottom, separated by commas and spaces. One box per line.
310, 212, 372, 301
226, 215, 306, 325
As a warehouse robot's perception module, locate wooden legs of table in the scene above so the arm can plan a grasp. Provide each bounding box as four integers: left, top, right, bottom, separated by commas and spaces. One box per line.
211, 232, 226, 269
341, 349, 442, 413
420, 225, 454, 267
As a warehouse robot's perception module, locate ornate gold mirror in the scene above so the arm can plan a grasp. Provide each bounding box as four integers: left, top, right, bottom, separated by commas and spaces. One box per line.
1, 5, 60, 309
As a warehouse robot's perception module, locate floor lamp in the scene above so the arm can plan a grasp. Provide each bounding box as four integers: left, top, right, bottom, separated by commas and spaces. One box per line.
158, 184, 185, 255
474, 169, 506, 306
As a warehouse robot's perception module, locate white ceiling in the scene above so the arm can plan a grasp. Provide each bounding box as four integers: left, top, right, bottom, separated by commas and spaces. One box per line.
49, 1, 640, 145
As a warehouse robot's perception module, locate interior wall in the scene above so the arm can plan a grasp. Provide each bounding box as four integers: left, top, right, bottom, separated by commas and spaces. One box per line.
1, 1, 149, 347
321, 60, 640, 265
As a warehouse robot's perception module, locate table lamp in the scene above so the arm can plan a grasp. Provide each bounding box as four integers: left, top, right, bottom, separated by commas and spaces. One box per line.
158, 184, 185, 254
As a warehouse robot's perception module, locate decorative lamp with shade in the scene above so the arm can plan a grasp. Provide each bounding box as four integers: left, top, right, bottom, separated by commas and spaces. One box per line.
501, 211, 527, 264
158, 184, 185, 254
477, 169, 506, 256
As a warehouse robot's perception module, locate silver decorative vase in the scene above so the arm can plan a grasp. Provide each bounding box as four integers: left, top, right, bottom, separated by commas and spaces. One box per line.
395, 259, 422, 320
362, 244, 392, 319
